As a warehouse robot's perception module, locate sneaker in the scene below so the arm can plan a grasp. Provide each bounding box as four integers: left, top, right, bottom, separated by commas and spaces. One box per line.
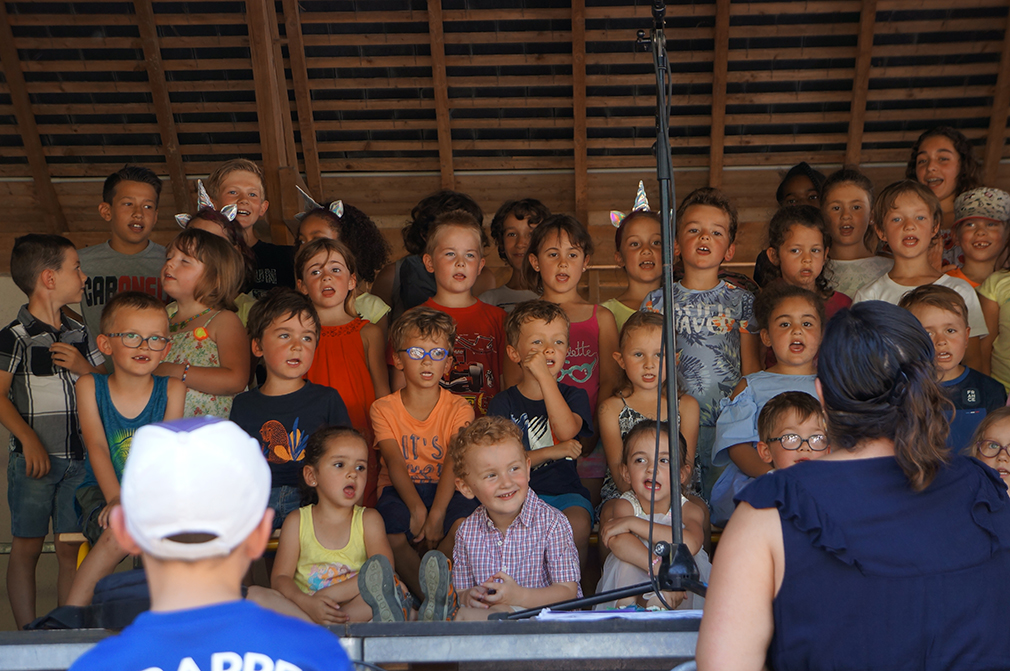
418, 550, 458, 621
358, 555, 409, 622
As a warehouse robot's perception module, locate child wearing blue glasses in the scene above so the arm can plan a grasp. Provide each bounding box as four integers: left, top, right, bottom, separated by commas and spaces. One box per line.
370, 307, 478, 598
488, 300, 595, 571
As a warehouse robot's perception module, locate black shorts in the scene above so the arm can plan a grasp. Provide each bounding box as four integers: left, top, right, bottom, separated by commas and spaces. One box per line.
375, 483, 479, 539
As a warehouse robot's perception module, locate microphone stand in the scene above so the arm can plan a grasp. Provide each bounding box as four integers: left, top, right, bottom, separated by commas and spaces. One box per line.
500, 1, 705, 619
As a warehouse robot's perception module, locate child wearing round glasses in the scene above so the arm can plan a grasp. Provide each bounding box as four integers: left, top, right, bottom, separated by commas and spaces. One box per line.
69, 291, 187, 606
755, 391, 830, 471
369, 307, 479, 599
969, 407, 1010, 490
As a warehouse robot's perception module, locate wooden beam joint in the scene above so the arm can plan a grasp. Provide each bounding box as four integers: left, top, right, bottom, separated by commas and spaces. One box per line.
845, 0, 878, 168
134, 0, 191, 214
0, 2, 67, 232
572, 0, 588, 225
427, 0, 455, 191
983, 12, 1010, 184
709, 0, 730, 189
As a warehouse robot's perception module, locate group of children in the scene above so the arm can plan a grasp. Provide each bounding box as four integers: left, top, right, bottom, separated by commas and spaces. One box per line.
6, 124, 1010, 628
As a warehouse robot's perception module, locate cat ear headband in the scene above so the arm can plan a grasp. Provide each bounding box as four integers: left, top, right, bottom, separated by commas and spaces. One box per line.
295, 185, 343, 221
610, 180, 651, 228
175, 180, 237, 228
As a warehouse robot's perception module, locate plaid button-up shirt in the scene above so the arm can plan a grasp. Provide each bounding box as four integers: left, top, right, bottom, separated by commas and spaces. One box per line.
452, 489, 582, 596
0, 305, 104, 459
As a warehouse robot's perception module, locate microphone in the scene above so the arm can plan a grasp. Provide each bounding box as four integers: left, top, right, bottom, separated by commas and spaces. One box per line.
653, 1, 666, 34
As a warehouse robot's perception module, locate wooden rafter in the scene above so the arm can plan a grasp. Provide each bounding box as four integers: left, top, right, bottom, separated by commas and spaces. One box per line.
134, 0, 191, 214
0, 2, 66, 232
845, 0, 878, 167
427, 0, 455, 190
572, 0, 588, 225
708, 0, 730, 188
282, 0, 322, 199
246, 0, 293, 242
983, 11, 1010, 183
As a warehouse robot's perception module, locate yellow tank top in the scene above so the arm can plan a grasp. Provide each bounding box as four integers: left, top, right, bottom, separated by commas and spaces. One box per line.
294, 504, 368, 594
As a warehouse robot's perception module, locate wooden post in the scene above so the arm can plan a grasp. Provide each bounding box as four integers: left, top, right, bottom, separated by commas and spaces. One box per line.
247, 0, 294, 243
0, 2, 67, 233
427, 0, 455, 190
983, 12, 1010, 184
282, 0, 323, 199
709, 0, 730, 188
845, 0, 877, 168
572, 0, 588, 225
134, 0, 191, 214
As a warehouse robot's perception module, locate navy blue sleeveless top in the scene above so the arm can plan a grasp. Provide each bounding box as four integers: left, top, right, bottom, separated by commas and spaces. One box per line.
737, 455, 1010, 671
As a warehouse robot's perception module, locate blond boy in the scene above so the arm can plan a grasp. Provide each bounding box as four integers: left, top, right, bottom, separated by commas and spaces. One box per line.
206, 159, 294, 295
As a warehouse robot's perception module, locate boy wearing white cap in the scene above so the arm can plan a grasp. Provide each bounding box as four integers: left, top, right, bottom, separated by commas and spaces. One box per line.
69, 416, 351, 671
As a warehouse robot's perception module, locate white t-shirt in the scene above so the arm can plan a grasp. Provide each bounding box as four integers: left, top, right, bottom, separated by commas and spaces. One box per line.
827, 256, 893, 298
852, 272, 988, 338
478, 285, 538, 313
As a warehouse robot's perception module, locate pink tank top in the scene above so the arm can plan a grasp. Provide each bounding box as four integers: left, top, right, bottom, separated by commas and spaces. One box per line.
559, 305, 601, 409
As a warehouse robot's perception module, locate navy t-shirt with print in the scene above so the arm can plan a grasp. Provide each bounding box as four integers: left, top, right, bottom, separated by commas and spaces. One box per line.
487, 384, 593, 500
943, 367, 1007, 453
229, 382, 351, 487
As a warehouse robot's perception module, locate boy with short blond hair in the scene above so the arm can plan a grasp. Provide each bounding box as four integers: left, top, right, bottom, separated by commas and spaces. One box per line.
372, 307, 478, 597
1, 234, 106, 628
642, 187, 761, 498
899, 285, 1006, 450
79, 165, 168, 353
66, 291, 187, 607
755, 391, 830, 470
418, 209, 508, 416
207, 158, 295, 296
230, 288, 351, 529
488, 299, 594, 566
448, 415, 580, 619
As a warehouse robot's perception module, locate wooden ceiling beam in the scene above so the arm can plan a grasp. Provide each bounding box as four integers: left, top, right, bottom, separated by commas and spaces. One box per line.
246, 0, 295, 243
281, 0, 323, 199
134, 0, 191, 214
0, 2, 66, 233
984, 13, 1010, 184
709, 0, 730, 188
427, 0, 455, 190
845, 0, 878, 167
572, 0, 588, 225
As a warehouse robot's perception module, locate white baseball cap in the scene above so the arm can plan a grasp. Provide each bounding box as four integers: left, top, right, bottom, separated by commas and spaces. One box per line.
121, 416, 271, 561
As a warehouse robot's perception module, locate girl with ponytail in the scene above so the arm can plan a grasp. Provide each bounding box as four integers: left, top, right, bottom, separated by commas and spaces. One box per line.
698, 301, 1010, 671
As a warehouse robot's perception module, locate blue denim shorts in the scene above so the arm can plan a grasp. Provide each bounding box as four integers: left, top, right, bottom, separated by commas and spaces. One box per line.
8, 451, 85, 538
540, 492, 595, 525
375, 483, 479, 539
268, 485, 302, 531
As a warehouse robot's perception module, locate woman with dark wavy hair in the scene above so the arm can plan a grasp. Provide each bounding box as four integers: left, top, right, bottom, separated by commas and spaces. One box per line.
698, 300, 1010, 671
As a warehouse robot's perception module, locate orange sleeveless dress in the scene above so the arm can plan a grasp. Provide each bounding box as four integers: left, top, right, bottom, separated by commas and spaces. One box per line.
306, 318, 378, 505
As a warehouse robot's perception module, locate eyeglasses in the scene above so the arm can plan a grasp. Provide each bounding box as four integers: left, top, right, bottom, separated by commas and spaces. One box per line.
977, 440, 1010, 459
104, 332, 171, 351
397, 347, 449, 362
768, 433, 829, 451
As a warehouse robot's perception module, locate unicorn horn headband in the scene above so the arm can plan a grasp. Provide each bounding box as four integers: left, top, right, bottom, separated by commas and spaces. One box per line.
175, 180, 238, 228
610, 180, 651, 228
295, 185, 343, 221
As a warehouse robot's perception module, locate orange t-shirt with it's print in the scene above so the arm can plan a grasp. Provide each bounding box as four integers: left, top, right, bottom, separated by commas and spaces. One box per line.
370, 387, 474, 494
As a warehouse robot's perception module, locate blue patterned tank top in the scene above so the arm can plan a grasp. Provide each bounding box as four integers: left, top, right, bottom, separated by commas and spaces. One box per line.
83, 374, 170, 486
